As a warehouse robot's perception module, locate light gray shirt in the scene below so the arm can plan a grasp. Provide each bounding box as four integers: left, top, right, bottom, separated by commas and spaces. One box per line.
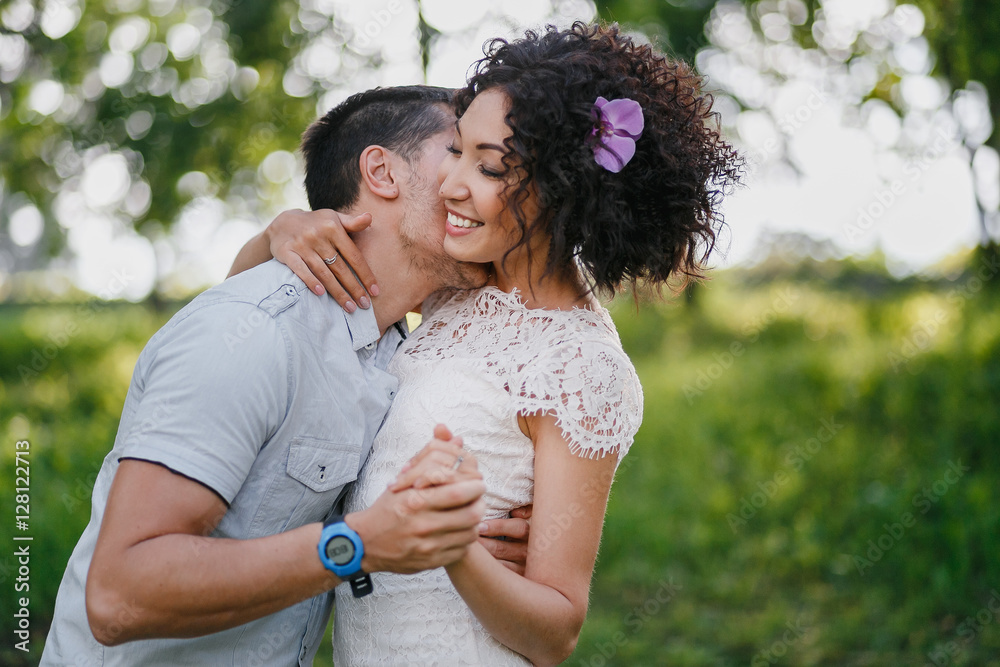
41, 259, 405, 667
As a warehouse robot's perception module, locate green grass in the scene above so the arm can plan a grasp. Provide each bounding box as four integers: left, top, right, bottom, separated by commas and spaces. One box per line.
2, 249, 999, 666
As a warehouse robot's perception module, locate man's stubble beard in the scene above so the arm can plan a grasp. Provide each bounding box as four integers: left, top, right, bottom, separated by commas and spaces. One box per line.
399, 173, 488, 290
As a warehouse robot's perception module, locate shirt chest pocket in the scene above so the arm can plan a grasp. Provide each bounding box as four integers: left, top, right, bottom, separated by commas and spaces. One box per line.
248, 436, 362, 536
286, 436, 361, 492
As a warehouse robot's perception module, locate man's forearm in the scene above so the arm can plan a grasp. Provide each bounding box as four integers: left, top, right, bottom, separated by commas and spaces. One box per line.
227, 231, 273, 278
87, 522, 338, 645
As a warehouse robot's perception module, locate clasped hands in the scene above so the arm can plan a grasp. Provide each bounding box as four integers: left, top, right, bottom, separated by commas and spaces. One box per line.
347, 425, 531, 577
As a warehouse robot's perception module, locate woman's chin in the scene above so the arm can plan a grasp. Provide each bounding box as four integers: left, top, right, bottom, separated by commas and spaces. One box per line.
443, 237, 481, 264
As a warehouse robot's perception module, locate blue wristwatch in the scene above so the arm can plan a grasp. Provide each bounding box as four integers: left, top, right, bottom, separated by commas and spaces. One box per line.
318, 515, 374, 598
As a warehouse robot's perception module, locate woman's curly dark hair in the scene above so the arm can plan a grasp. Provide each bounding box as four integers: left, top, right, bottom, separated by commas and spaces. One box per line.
455, 21, 744, 294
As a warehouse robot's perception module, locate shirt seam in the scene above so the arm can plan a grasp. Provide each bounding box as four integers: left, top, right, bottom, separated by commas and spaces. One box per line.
270, 315, 296, 441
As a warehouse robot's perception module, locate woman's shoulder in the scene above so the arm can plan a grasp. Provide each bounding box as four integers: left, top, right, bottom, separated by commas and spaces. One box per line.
515, 293, 629, 356
509, 300, 643, 462
414, 286, 635, 368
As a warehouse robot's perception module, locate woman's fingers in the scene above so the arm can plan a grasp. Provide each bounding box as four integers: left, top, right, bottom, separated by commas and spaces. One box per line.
509, 504, 533, 520
432, 424, 453, 441
479, 516, 529, 541
494, 558, 526, 576
309, 212, 376, 310
300, 248, 361, 313
266, 209, 377, 310
412, 451, 478, 490
478, 536, 528, 574
392, 427, 473, 491
399, 425, 458, 475
283, 253, 327, 297
337, 213, 379, 298
391, 446, 475, 492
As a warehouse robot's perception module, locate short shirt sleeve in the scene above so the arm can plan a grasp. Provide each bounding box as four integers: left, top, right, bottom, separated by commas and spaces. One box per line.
117, 301, 290, 503
511, 339, 643, 463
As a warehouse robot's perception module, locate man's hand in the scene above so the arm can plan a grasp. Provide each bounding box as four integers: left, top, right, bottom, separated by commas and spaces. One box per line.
349, 425, 486, 574
264, 208, 378, 311
479, 505, 532, 575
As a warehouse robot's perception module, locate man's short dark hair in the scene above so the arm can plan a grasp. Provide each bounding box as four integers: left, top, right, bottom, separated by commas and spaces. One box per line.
301, 85, 454, 211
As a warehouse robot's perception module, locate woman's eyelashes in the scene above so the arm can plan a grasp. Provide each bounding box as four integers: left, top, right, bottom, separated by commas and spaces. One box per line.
447, 142, 506, 180
478, 164, 505, 179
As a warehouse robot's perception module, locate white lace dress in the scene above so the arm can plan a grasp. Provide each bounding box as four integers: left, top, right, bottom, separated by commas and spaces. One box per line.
333, 287, 643, 666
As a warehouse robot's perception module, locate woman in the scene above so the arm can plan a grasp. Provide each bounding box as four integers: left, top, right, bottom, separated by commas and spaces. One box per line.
236, 22, 740, 665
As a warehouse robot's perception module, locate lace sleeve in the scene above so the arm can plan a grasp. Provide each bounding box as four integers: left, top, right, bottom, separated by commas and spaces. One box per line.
511, 339, 643, 463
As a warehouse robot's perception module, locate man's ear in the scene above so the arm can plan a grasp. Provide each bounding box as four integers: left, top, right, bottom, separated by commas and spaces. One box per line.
358, 145, 401, 201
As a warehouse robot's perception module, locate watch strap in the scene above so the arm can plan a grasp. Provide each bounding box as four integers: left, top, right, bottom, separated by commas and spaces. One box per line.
323, 514, 373, 598
349, 574, 374, 598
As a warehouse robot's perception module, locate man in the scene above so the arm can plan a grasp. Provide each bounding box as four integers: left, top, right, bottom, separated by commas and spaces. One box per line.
41, 86, 526, 666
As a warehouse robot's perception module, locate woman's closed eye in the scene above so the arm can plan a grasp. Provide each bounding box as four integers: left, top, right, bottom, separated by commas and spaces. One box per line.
478, 164, 505, 179
447, 140, 505, 178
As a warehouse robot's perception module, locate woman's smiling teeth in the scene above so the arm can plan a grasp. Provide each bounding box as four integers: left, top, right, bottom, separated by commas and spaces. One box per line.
447, 212, 483, 228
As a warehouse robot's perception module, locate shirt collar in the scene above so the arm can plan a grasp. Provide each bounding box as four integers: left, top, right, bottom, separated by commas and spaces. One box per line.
342, 305, 382, 351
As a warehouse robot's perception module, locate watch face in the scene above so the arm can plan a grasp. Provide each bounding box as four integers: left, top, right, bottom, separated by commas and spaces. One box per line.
325, 535, 356, 566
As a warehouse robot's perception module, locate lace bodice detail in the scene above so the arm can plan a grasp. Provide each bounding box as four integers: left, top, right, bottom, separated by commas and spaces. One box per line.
411, 287, 642, 461
333, 287, 643, 665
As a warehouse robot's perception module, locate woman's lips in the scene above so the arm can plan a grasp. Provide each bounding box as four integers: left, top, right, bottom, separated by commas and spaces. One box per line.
445, 211, 483, 236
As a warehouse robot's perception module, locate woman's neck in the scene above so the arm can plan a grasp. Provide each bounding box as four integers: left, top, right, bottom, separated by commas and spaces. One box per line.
490, 261, 597, 311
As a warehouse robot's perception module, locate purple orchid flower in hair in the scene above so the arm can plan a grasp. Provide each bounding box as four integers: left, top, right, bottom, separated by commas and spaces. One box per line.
589, 96, 645, 173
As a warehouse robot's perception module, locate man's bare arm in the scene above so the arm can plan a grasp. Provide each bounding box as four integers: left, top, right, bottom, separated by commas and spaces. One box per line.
86, 458, 485, 646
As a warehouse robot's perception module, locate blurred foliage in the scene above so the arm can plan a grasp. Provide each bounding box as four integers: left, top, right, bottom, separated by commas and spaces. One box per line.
3, 0, 996, 284
0, 299, 185, 666
594, 0, 721, 62
0, 0, 370, 259
596, 0, 999, 241
596, 0, 999, 154
914, 0, 1000, 152
2, 250, 999, 665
